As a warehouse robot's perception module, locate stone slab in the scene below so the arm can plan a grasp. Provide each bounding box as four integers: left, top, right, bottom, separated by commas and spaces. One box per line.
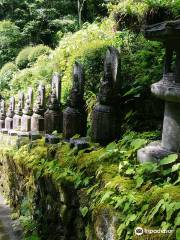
137, 141, 172, 163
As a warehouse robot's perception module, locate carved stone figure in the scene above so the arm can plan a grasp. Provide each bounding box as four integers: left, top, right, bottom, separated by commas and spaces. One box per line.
92, 47, 121, 145
138, 20, 180, 163
44, 73, 62, 133
0, 100, 6, 130
13, 92, 24, 130
5, 96, 15, 130
31, 84, 46, 132
21, 88, 33, 132
63, 62, 87, 138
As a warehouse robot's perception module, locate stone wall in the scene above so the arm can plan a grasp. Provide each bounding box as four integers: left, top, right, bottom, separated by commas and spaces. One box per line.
0, 135, 118, 240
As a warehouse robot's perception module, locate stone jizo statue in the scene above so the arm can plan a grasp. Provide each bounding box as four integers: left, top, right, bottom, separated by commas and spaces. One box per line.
44, 73, 62, 133
21, 88, 33, 132
5, 97, 15, 130
0, 100, 6, 130
63, 62, 87, 138
92, 47, 121, 145
13, 92, 24, 130
31, 84, 46, 132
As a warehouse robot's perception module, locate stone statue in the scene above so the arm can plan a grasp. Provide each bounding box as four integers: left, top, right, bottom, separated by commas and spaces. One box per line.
5, 96, 15, 130
0, 100, 6, 130
138, 20, 180, 163
31, 84, 46, 132
21, 88, 33, 132
92, 47, 121, 145
63, 62, 87, 138
13, 92, 24, 130
44, 73, 62, 133
52, 73, 61, 102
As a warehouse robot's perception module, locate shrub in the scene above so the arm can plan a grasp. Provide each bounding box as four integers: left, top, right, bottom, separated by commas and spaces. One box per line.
0, 20, 22, 67
10, 20, 115, 102
15, 46, 34, 69
28, 44, 51, 65
0, 62, 17, 89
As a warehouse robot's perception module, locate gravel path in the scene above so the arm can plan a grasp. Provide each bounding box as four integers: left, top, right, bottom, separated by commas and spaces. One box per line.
0, 194, 22, 240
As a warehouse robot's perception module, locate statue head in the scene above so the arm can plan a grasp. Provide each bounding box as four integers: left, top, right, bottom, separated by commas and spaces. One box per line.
15, 92, 24, 115
48, 74, 61, 110
23, 88, 33, 115
7, 97, 15, 118
0, 99, 5, 119
69, 62, 85, 108
33, 84, 46, 114
99, 47, 121, 105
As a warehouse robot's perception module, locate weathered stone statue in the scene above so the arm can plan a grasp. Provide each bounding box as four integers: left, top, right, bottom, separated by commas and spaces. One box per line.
31, 84, 46, 132
21, 88, 33, 132
13, 92, 24, 131
44, 73, 62, 133
92, 47, 121, 145
138, 20, 180, 163
5, 96, 15, 130
0, 100, 6, 130
63, 62, 87, 138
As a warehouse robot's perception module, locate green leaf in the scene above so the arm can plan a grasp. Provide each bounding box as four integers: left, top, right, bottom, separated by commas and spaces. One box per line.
125, 168, 135, 175
100, 190, 114, 203
160, 154, 178, 165
136, 176, 144, 188
80, 207, 88, 217
172, 163, 180, 172
175, 216, 180, 226
130, 138, 147, 150
106, 142, 117, 151
148, 199, 165, 221
176, 228, 180, 240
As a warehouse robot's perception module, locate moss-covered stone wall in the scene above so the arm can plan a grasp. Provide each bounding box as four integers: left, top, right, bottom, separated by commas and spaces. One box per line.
0, 132, 179, 240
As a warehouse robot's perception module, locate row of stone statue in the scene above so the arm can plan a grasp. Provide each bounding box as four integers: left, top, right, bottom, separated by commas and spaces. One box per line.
0, 47, 121, 145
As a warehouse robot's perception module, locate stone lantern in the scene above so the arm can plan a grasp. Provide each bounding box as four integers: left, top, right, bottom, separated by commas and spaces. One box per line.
138, 20, 180, 163
63, 62, 87, 139
92, 47, 121, 145
31, 84, 46, 133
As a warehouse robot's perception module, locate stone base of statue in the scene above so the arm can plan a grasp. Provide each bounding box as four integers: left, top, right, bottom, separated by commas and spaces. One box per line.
5, 117, 13, 130
8, 129, 18, 136
21, 115, 31, 132
31, 113, 44, 132
92, 104, 120, 145
30, 131, 43, 141
44, 110, 62, 134
13, 114, 22, 131
69, 137, 90, 150
137, 141, 172, 163
0, 119, 5, 130
63, 107, 87, 139
45, 134, 61, 144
